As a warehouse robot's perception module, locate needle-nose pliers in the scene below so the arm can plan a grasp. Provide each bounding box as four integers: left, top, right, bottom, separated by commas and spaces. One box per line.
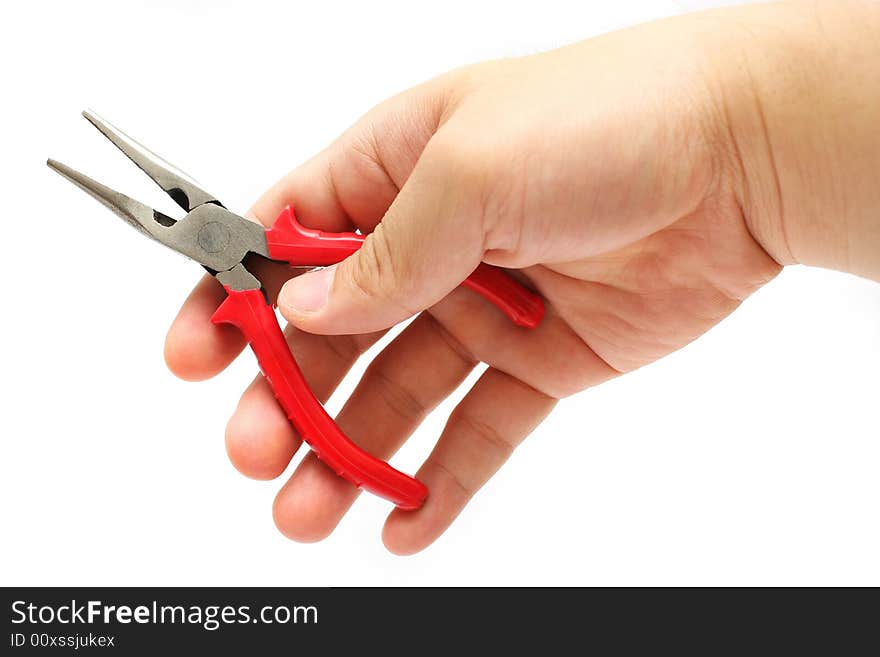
48, 111, 544, 510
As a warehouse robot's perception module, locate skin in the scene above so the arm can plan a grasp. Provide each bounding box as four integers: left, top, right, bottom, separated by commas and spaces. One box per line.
164, 0, 880, 554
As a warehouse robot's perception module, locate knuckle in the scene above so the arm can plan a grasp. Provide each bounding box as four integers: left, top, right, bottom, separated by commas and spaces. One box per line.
370, 366, 428, 424
349, 227, 395, 297
423, 410, 516, 500
425, 129, 494, 196
451, 407, 517, 465
318, 332, 362, 365
462, 413, 516, 461
423, 456, 474, 500
344, 225, 419, 316
424, 126, 510, 246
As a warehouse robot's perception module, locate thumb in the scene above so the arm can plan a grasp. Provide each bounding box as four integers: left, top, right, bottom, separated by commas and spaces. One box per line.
277, 142, 487, 335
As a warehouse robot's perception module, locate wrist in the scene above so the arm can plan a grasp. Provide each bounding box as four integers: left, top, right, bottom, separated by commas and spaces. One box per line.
698, 1, 880, 280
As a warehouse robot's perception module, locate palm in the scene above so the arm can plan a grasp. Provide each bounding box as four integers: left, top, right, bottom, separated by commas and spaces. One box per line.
531, 203, 781, 378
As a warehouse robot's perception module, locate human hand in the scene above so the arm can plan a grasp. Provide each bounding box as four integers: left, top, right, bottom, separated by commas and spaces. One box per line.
164, 1, 879, 553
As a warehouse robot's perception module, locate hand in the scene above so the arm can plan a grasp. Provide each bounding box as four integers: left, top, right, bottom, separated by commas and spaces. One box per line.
164, 1, 879, 554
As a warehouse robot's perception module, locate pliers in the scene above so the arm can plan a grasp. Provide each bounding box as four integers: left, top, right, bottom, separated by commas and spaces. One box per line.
48, 111, 545, 510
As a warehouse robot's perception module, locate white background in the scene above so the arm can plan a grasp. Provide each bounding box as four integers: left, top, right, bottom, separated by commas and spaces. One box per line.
1, 0, 877, 586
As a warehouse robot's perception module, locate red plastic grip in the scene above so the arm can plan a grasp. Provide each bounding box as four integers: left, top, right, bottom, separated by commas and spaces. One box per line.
211, 287, 428, 510
265, 206, 363, 266
461, 265, 546, 329
265, 206, 545, 328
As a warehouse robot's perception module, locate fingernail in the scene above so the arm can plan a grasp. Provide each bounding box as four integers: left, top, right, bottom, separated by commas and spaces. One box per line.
279, 265, 335, 314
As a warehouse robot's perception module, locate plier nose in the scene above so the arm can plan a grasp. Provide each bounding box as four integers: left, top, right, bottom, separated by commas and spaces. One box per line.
48, 111, 546, 510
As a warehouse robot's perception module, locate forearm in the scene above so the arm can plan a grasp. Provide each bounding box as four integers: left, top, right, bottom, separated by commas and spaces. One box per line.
698, 0, 880, 281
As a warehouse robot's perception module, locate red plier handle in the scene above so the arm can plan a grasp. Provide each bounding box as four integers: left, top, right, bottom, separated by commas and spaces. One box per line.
51, 112, 546, 512
212, 206, 545, 510
265, 207, 545, 328
213, 287, 429, 508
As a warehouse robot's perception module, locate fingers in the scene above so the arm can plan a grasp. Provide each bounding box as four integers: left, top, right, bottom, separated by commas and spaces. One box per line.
225, 325, 385, 480
383, 368, 556, 555
272, 312, 478, 542
267, 281, 616, 545
164, 153, 359, 383
277, 134, 489, 335
163, 261, 308, 382
428, 279, 620, 399
164, 274, 246, 381
166, 78, 452, 381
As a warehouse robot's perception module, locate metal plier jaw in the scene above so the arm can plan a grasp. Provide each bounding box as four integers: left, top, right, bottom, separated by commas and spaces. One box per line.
48, 111, 545, 510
